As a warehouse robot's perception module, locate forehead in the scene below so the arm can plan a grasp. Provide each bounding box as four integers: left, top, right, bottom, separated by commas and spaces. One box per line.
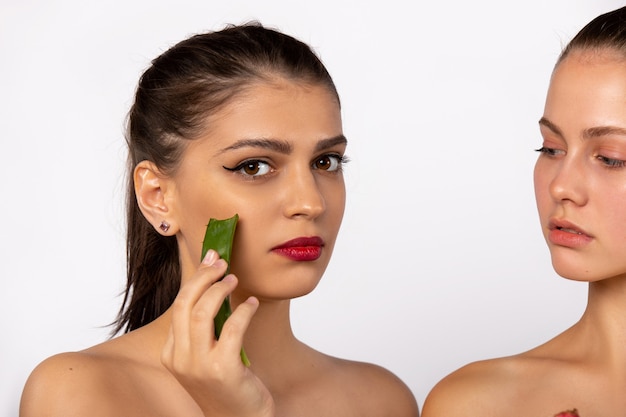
182, 80, 343, 158
215, 80, 339, 132
545, 51, 626, 123
551, 49, 626, 89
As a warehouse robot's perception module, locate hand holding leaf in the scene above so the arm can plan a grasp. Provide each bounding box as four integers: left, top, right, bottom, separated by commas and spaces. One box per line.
201, 214, 250, 366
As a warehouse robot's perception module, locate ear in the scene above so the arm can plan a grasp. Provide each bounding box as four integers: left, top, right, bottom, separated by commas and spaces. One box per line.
134, 160, 178, 236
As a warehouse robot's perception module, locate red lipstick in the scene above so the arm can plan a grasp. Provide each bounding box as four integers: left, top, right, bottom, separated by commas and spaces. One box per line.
548, 219, 593, 248
271, 236, 324, 261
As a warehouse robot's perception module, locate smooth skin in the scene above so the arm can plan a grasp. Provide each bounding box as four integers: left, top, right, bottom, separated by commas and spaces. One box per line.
422, 50, 626, 417
20, 80, 418, 417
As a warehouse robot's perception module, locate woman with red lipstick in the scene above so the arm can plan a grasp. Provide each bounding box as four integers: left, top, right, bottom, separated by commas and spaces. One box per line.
422, 6, 626, 417
19, 23, 418, 417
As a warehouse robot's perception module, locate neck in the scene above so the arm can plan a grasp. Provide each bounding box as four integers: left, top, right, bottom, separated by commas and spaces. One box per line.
231, 294, 303, 364
232, 294, 319, 393
577, 276, 626, 365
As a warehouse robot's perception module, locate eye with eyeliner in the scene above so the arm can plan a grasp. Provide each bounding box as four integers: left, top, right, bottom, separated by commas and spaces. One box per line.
222, 152, 349, 179
223, 159, 274, 178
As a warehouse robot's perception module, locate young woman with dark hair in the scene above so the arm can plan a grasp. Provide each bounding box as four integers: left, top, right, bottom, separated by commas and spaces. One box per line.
20, 23, 419, 417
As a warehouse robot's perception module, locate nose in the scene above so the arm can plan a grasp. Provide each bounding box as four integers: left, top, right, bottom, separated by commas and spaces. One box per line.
545, 155, 588, 206
281, 167, 326, 219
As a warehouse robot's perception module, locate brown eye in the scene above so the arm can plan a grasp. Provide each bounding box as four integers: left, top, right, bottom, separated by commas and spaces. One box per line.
313, 155, 342, 171
223, 160, 271, 177
242, 161, 261, 175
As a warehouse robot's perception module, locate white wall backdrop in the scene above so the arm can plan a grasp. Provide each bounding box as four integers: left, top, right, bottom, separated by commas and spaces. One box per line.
2, 0, 624, 414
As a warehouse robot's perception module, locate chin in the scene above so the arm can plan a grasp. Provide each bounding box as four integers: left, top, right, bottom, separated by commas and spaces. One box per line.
269, 280, 322, 300
552, 262, 611, 283
245, 276, 323, 301
234, 259, 329, 300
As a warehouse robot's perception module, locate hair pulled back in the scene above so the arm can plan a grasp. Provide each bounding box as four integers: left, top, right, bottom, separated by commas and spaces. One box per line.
113, 23, 339, 335
558, 6, 626, 64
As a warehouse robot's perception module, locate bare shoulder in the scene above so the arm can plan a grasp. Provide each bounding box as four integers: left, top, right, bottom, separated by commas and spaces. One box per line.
330, 358, 419, 417
421, 358, 504, 416
421, 354, 550, 417
20, 349, 120, 417
19, 333, 157, 417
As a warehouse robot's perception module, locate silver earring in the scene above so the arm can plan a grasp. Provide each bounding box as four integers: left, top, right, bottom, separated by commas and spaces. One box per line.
159, 221, 170, 233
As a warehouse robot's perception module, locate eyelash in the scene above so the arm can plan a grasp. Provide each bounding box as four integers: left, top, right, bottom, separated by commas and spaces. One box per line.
223, 153, 349, 179
535, 146, 562, 157
596, 155, 626, 169
535, 147, 626, 169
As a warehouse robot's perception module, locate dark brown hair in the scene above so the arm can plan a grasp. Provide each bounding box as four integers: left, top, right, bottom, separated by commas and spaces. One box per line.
112, 22, 339, 335
558, 6, 626, 64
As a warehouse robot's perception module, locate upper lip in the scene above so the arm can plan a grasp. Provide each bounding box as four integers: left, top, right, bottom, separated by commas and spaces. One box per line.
548, 218, 592, 237
272, 236, 324, 249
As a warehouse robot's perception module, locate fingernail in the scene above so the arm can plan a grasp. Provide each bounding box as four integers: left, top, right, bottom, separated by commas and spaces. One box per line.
213, 259, 227, 269
202, 249, 217, 265
245, 296, 259, 306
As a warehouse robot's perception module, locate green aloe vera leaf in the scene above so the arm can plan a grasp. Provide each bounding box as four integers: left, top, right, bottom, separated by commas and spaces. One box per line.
201, 214, 250, 366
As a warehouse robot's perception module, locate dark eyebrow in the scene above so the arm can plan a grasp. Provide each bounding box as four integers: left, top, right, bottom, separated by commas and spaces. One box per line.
539, 117, 626, 140
218, 139, 292, 154
314, 134, 348, 153
217, 134, 347, 155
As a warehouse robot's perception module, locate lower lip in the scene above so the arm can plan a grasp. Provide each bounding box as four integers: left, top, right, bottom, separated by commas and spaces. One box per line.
548, 229, 593, 248
272, 246, 322, 261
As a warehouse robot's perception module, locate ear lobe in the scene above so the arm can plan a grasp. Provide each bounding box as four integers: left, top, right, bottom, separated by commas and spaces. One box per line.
134, 161, 176, 235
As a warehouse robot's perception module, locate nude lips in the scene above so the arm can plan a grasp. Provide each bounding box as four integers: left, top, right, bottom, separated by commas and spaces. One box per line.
548, 220, 593, 248
271, 236, 324, 261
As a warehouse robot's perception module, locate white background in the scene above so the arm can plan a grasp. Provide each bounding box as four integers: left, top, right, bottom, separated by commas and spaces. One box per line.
1, 0, 624, 414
